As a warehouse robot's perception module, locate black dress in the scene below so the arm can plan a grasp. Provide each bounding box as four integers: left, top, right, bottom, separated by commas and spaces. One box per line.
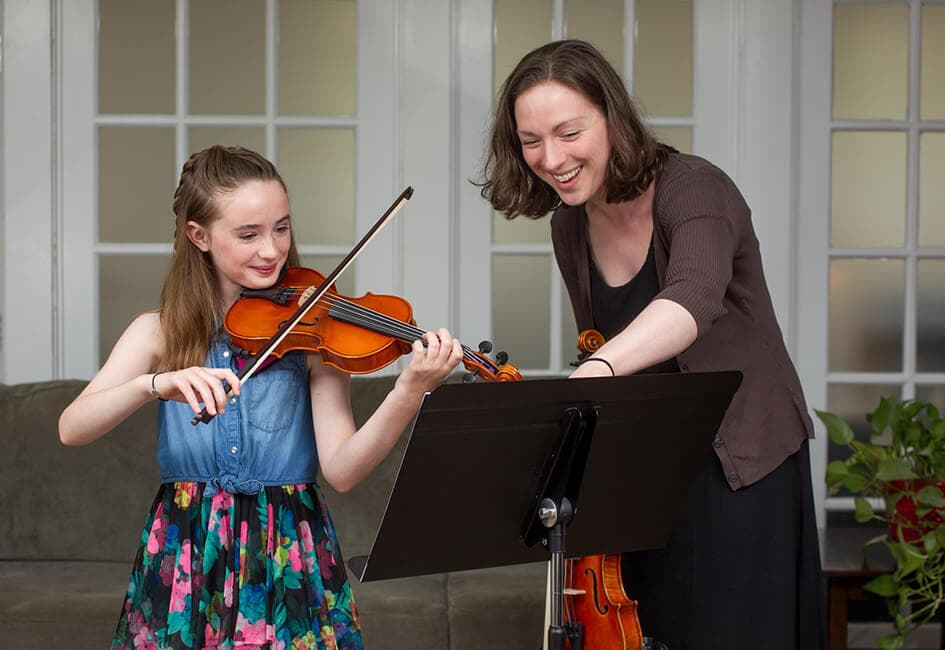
589, 241, 826, 650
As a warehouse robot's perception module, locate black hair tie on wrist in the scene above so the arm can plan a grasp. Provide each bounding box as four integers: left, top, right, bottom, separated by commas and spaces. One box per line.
581, 357, 615, 376
150, 372, 167, 401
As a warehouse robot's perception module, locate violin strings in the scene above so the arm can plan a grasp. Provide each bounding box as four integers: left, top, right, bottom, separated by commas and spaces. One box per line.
324, 296, 490, 368
274, 286, 493, 369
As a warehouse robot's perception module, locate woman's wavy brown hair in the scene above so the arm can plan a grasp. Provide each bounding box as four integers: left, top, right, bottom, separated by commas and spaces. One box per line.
478, 39, 672, 219
156, 145, 300, 371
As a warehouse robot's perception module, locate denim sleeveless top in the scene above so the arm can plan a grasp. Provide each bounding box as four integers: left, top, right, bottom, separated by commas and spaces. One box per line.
156, 336, 320, 495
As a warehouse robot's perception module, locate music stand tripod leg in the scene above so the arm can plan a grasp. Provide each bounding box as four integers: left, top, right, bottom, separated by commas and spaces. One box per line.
542, 497, 585, 650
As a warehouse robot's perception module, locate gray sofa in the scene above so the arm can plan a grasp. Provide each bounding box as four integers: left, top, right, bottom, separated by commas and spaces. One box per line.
0, 376, 546, 649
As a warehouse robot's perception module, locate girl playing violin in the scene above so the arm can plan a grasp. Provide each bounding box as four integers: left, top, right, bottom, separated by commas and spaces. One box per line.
59, 145, 463, 649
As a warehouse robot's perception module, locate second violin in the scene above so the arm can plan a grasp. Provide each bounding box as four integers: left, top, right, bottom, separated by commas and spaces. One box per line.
560, 329, 642, 650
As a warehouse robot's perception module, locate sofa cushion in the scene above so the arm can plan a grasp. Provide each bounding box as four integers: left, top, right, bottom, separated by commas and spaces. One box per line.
447, 562, 547, 650
0, 559, 129, 649
321, 374, 403, 559
0, 381, 160, 562
352, 574, 450, 649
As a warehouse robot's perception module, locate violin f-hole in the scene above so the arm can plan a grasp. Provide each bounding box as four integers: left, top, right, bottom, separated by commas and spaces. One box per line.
583, 567, 610, 616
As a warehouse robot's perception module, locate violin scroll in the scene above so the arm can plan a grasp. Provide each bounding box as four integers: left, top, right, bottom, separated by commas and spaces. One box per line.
461, 340, 521, 383
575, 329, 606, 362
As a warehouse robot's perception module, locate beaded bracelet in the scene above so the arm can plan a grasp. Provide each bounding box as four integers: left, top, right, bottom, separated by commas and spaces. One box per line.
581, 357, 615, 376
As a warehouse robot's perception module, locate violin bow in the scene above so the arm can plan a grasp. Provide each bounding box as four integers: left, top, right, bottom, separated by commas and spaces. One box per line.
192, 186, 414, 425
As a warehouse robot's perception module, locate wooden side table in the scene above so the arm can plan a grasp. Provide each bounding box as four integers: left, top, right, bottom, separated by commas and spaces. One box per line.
820, 526, 944, 650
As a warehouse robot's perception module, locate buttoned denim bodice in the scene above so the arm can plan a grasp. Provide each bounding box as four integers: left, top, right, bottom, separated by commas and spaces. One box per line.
156, 336, 319, 495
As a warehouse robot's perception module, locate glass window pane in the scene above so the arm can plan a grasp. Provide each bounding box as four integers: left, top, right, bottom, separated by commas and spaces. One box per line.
189, 0, 266, 115
829, 258, 904, 372
921, 5, 945, 120
916, 384, 945, 409
188, 127, 267, 158
277, 128, 355, 247
831, 131, 906, 247
634, 0, 693, 117
495, 0, 552, 96
493, 211, 550, 244
564, 0, 623, 73
99, 127, 176, 243
279, 0, 356, 117
99, 0, 175, 114
919, 132, 945, 247
99, 255, 170, 366
299, 255, 354, 298
917, 260, 945, 372
833, 4, 908, 120
653, 126, 692, 154
825, 383, 901, 467
493, 255, 551, 369
559, 281, 580, 374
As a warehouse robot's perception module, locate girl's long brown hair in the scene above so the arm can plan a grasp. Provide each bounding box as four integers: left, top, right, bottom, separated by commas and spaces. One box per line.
478, 39, 672, 219
156, 145, 300, 371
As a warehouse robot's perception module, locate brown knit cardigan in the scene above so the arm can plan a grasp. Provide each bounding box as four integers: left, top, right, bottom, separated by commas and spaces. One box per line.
551, 152, 813, 490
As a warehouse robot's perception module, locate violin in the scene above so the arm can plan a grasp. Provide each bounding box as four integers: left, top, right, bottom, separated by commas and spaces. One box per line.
224, 266, 521, 382
545, 328, 642, 650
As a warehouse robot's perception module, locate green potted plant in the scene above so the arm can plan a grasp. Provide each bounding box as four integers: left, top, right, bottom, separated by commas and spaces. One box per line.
816, 396, 945, 649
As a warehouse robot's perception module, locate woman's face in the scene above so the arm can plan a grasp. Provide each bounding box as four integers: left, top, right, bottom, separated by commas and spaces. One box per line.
514, 80, 611, 207
186, 179, 292, 305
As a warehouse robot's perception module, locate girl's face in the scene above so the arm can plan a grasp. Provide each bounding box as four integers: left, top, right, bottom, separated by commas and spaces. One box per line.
514, 81, 611, 208
186, 179, 292, 305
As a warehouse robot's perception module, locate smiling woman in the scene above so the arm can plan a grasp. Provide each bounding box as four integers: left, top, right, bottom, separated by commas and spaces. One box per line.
514, 81, 611, 207
477, 39, 827, 650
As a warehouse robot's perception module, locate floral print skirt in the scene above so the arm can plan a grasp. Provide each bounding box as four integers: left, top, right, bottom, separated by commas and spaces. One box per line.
112, 481, 362, 650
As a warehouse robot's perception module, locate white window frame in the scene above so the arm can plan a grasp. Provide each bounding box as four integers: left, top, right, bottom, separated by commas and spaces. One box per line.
799, 0, 945, 527
50, 0, 400, 380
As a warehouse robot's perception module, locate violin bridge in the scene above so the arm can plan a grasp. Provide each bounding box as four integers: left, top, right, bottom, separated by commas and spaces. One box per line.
298, 285, 316, 307
563, 588, 586, 596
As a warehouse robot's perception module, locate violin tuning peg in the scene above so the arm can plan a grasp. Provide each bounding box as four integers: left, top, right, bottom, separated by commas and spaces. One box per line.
462, 370, 479, 384
496, 351, 509, 366
478, 340, 493, 355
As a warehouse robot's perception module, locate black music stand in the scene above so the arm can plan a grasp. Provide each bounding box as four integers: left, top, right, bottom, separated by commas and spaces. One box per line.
348, 371, 741, 650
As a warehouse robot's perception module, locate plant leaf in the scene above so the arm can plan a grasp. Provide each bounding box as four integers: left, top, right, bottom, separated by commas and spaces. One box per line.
854, 496, 874, 523
916, 485, 945, 508
842, 474, 867, 493
923, 530, 939, 554
815, 409, 855, 446
865, 573, 898, 597
935, 526, 945, 548
871, 396, 896, 435
876, 458, 919, 482
825, 460, 849, 481
890, 541, 926, 578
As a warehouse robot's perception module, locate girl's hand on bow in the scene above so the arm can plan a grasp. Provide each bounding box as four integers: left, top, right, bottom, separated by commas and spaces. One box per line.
152, 366, 242, 416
